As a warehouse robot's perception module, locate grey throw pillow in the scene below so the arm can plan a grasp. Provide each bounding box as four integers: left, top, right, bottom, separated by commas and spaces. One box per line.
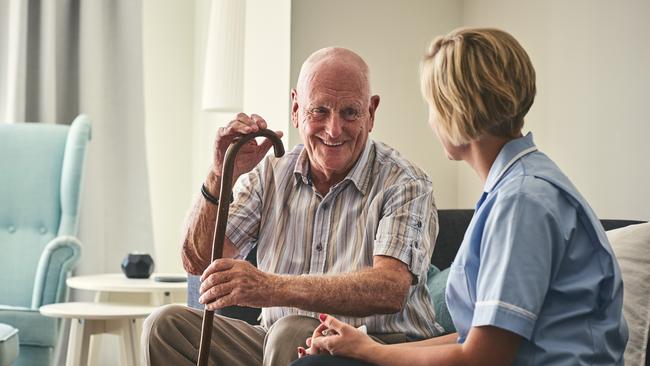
607, 222, 650, 366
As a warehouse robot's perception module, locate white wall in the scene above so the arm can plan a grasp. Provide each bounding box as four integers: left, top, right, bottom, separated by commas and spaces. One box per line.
142, 0, 195, 273
290, 0, 462, 209
191, 0, 293, 191
460, 0, 650, 220
243, 0, 292, 143
192, 0, 222, 189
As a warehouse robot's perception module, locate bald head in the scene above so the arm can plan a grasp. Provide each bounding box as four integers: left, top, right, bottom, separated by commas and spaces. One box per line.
296, 47, 371, 98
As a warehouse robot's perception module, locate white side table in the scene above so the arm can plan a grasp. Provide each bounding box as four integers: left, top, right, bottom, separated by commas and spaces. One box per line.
67, 273, 187, 305
40, 302, 156, 366
65, 273, 188, 365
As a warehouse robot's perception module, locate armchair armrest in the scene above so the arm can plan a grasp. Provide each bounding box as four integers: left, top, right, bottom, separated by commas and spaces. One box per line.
30, 236, 82, 308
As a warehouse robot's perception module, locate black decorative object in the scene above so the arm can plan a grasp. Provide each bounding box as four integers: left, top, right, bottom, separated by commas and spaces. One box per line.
121, 253, 155, 279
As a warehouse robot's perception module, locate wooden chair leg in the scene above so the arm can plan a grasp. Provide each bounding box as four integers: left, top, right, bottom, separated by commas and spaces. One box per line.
118, 318, 139, 366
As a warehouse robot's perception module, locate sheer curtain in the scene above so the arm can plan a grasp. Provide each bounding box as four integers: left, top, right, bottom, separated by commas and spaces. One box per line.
0, 0, 154, 280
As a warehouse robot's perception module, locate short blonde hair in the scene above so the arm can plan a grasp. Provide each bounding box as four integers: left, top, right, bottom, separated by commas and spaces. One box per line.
420, 27, 536, 145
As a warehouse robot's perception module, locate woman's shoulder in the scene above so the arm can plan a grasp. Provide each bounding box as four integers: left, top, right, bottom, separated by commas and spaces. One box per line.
496, 151, 575, 202
491, 162, 578, 229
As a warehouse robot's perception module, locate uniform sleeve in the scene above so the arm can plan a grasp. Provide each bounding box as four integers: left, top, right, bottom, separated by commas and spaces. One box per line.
472, 187, 567, 340
373, 178, 438, 282
225, 161, 265, 259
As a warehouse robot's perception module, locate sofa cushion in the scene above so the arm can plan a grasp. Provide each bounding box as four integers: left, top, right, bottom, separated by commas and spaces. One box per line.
607, 222, 650, 366
432, 210, 473, 271
0, 306, 59, 347
426, 265, 455, 334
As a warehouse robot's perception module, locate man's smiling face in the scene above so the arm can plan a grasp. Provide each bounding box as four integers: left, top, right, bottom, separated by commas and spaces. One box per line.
292, 54, 378, 182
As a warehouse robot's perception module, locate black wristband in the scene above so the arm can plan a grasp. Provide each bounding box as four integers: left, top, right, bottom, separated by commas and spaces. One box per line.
201, 184, 234, 205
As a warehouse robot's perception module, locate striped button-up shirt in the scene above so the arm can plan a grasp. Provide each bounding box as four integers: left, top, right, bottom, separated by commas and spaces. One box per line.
226, 139, 442, 339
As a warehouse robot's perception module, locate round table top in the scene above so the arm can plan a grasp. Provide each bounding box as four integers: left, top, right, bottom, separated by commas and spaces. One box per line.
66, 273, 187, 293
40, 302, 157, 320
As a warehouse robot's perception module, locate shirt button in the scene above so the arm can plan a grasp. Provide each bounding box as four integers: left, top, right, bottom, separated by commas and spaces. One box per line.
39, 227, 48, 234
7, 225, 16, 233
322, 203, 329, 210
316, 243, 323, 251
416, 221, 422, 228
413, 241, 419, 248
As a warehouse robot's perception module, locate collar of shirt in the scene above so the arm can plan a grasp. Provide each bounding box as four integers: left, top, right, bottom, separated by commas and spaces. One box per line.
483, 132, 538, 194
292, 139, 374, 195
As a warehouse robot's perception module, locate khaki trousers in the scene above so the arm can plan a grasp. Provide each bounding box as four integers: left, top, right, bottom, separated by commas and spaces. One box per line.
142, 304, 405, 366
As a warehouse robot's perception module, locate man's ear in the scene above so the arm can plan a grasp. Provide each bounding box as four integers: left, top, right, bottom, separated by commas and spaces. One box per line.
290, 89, 299, 128
367, 95, 380, 132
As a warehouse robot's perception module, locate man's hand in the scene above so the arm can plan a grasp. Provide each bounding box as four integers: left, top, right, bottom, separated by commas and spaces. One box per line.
198, 258, 279, 310
182, 113, 281, 275
211, 113, 284, 185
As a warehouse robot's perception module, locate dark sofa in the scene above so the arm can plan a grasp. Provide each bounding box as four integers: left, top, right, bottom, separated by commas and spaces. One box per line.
187, 209, 647, 364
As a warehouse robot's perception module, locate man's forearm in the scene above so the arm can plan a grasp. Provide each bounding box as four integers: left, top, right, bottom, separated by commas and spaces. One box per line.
271, 267, 410, 317
181, 171, 222, 275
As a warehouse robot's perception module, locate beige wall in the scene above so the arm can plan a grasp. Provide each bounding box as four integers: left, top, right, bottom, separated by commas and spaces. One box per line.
290, 0, 463, 209
290, 0, 650, 220
459, 0, 650, 220
140, 0, 650, 279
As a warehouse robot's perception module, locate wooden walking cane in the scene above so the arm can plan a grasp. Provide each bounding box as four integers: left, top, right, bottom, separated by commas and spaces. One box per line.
196, 129, 284, 366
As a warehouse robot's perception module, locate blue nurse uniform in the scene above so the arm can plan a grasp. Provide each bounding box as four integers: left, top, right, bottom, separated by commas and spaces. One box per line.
446, 133, 628, 365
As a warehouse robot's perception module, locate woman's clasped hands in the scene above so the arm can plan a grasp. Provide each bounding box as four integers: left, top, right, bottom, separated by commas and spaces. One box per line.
298, 314, 377, 360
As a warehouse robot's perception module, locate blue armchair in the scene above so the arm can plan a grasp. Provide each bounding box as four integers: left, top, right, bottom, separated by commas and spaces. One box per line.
0, 115, 91, 366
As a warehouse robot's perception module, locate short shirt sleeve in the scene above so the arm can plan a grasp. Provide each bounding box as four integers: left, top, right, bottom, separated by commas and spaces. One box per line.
373, 178, 437, 281
472, 186, 568, 340
225, 162, 265, 259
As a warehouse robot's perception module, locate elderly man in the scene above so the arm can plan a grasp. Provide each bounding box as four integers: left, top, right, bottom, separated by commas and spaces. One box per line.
142, 47, 441, 366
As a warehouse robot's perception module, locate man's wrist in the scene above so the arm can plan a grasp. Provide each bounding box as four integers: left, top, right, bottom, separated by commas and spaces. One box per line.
204, 169, 222, 196
200, 182, 235, 206
201, 184, 220, 205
